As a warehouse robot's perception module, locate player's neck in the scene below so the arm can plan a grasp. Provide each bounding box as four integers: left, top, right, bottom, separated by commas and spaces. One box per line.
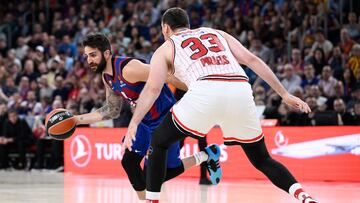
173, 27, 190, 35
103, 54, 114, 76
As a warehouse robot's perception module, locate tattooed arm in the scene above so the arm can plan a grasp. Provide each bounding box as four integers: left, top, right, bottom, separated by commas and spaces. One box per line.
75, 87, 123, 125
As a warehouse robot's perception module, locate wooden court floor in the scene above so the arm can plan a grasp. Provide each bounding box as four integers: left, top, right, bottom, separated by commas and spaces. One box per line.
0, 171, 358, 203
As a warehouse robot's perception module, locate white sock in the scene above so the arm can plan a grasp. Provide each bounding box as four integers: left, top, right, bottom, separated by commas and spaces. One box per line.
193, 151, 208, 166
146, 191, 160, 200
289, 183, 310, 201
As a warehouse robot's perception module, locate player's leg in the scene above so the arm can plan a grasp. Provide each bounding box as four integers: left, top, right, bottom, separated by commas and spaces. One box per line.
121, 123, 151, 200
198, 137, 212, 184
221, 82, 317, 202
146, 91, 222, 201
143, 142, 215, 182
145, 111, 187, 201
239, 139, 317, 202
163, 141, 211, 181
121, 149, 146, 199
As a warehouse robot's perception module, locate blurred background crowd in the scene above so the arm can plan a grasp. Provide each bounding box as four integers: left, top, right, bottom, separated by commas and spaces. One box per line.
0, 0, 359, 170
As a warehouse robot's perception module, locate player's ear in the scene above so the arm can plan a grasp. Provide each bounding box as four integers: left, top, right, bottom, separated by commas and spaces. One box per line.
104, 50, 111, 59
163, 23, 170, 35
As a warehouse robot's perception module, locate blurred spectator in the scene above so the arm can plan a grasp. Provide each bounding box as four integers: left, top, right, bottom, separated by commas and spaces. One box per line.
0, 109, 33, 169
311, 28, 333, 59
20, 90, 43, 116
0, 36, 8, 57
7, 49, 22, 70
328, 46, 345, 80
339, 28, 356, 56
134, 41, 153, 63
107, 8, 123, 29
307, 48, 327, 76
38, 75, 54, 100
249, 38, 274, 68
18, 76, 30, 100
0, 102, 7, 137
290, 48, 304, 75
346, 44, 360, 78
14, 37, 29, 60
0, 87, 8, 103
3, 77, 17, 97
272, 36, 287, 66
52, 76, 70, 101
0, 65, 9, 87
281, 64, 302, 94
57, 35, 77, 58
344, 12, 360, 40
326, 81, 351, 109
16, 59, 39, 84
318, 66, 338, 97
347, 83, 360, 108
301, 64, 319, 90
309, 85, 327, 110
353, 101, 360, 125
343, 68, 357, 96
333, 98, 355, 125
34, 46, 45, 67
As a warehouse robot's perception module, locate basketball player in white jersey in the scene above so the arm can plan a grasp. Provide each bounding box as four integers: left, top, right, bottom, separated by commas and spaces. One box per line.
124, 7, 318, 203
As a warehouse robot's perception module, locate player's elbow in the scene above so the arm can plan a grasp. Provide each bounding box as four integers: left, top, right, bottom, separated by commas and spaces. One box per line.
244, 54, 259, 67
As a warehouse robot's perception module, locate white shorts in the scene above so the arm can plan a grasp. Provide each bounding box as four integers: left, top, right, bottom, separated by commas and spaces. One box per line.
171, 78, 263, 145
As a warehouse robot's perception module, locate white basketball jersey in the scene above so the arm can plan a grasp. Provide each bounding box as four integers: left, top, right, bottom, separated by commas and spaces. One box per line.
170, 27, 248, 86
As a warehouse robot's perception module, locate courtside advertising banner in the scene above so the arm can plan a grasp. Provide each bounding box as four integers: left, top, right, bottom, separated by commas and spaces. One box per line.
64, 126, 360, 181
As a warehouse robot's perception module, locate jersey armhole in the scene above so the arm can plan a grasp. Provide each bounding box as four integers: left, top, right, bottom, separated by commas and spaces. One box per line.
119, 57, 145, 85
168, 38, 176, 75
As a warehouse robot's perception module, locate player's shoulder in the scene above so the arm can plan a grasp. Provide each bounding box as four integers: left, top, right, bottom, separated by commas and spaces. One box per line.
156, 40, 173, 54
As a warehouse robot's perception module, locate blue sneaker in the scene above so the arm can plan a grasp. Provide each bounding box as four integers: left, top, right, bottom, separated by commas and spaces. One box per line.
204, 144, 222, 185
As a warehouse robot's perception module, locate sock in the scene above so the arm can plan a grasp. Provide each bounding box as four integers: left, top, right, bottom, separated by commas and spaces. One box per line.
146, 191, 160, 201
289, 183, 314, 202
146, 200, 159, 203
193, 151, 208, 166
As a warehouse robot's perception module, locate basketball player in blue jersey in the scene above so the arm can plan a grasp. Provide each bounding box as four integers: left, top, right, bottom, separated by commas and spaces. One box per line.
73, 33, 222, 201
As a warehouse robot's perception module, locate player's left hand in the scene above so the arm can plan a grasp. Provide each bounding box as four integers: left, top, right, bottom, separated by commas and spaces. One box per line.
282, 93, 311, 113
123, 123, 137, 151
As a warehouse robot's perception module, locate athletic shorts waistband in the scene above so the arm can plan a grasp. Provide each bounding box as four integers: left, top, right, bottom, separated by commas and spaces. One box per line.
197, 74, 249, 82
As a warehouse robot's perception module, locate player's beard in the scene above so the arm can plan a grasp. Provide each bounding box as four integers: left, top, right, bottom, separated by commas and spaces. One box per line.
90, 54, 107, 74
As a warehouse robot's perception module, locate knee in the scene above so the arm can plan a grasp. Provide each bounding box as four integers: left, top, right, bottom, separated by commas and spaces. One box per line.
121, 150, 142, 171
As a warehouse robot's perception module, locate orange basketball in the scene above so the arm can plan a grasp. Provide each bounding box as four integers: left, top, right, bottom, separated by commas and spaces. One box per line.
45, 108, 77, 140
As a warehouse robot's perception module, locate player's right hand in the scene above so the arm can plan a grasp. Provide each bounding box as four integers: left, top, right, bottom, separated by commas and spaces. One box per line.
282, 93, 311, 113
123, 123, 137, 151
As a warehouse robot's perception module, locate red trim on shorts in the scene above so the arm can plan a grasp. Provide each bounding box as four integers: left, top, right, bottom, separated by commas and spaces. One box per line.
171, 111, 206, 137
198, 74, 249, 82
201, 74, 246, 77
224, 133, 264, 143
201, 78, 248, 82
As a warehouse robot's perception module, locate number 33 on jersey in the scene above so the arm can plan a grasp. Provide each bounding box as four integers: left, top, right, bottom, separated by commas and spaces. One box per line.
169, 27, 247, 87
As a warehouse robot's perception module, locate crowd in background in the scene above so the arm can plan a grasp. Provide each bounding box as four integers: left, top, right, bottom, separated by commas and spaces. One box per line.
0, 0, 359, 170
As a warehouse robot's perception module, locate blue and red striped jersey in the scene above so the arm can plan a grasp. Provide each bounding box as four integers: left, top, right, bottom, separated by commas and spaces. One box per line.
103, 56, 176, 127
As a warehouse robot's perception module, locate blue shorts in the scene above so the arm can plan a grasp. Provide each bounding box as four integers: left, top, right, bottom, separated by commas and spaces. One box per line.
130, 122, 182, 169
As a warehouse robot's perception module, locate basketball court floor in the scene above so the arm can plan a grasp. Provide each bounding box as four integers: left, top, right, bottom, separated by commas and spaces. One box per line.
0, 171, 358, 203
